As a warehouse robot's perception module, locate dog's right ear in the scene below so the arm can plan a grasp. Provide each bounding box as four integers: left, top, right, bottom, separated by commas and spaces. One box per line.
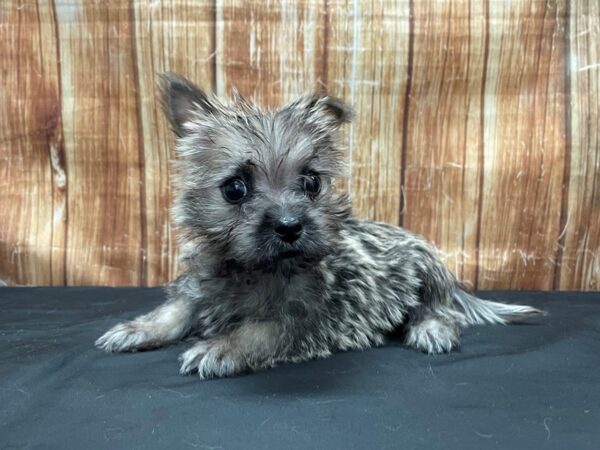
158, 72, 215, 137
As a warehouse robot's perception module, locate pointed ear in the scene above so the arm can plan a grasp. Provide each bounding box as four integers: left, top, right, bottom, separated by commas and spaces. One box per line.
305, 94, 354, 127
158, 72, 215, 137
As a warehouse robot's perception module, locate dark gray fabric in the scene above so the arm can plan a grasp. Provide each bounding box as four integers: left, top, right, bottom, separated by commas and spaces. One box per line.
0, 288, 598, 449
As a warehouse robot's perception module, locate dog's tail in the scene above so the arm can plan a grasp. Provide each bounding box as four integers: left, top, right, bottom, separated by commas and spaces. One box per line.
452, 287, 546, 326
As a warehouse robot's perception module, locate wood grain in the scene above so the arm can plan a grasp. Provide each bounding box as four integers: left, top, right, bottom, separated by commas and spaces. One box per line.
402, 0, 485, 287
0, 1, 63, 285
0, 0, 598, 290
216, 0, 326, 104
326, 0, 409, 225
557, 0, 600, 290
56, 0, 143, 285
476, 0, 568, 290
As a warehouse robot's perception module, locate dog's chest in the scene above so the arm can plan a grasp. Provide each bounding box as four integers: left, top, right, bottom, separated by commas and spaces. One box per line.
226, 270, 324, 315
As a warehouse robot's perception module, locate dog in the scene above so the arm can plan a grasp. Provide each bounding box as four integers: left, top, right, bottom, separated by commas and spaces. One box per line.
96, 73, 544, 379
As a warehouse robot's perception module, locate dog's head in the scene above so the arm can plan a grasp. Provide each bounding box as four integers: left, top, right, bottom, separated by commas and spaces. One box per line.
159, 73, 353, 271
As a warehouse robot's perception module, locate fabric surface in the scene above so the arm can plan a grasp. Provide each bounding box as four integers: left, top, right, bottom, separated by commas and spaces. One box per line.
0, 288, 598, 449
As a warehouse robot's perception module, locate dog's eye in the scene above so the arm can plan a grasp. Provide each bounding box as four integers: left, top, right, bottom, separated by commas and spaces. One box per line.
302, 172, 321, 197
222, 178, 248, 203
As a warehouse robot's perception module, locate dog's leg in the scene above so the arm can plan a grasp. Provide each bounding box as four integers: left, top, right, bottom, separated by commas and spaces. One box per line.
179, 321, 283, 379
96, 297, 195, 353
401, 242, 463, 354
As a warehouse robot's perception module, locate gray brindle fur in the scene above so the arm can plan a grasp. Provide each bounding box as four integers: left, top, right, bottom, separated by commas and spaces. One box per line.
96, 73, 544, 379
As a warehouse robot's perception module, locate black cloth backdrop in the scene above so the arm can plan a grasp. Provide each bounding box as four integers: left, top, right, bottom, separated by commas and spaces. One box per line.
1, 288, 599, 449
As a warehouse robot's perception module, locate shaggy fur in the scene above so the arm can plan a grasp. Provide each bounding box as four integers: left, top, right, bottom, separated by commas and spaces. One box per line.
96, 73, 544, 379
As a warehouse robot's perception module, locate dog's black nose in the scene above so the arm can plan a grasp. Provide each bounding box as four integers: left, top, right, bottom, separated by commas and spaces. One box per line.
274, 216, 302, 243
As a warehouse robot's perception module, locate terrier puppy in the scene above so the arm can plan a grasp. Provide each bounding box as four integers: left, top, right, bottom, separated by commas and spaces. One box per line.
96, 73, 544, 379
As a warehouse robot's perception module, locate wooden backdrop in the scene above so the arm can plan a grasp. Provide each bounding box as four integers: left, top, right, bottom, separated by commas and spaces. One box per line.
0, 0, 598, 290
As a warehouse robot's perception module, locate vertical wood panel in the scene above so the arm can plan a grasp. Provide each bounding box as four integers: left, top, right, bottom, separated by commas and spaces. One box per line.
56, 0, 142, 285
327, 0, 409, 225
476, 0, 567, 289
557, 0, 600, 290
132, 0, 215, 285
216, 0, 326, 105
402, 0, 485, 287
0, 1, 64, 285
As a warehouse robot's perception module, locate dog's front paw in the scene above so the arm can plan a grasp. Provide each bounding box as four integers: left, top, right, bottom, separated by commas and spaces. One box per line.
95, 321, 152, 353
179, 340, 245, 379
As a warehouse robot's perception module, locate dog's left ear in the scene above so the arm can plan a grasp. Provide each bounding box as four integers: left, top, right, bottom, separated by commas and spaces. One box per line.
303, 94, 354, 127
158, 72, 216, 137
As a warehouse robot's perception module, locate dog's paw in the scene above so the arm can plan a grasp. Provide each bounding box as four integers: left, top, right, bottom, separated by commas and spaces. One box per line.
95, 321, 152, 353
179, 340, 244, 379
404, 317, 460, 354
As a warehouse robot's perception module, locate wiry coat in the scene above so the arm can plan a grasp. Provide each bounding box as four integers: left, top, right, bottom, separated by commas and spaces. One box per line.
96, 73, 543, 379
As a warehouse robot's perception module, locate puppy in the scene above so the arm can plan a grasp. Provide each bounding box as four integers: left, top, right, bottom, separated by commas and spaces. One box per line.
96, 73, 544, 379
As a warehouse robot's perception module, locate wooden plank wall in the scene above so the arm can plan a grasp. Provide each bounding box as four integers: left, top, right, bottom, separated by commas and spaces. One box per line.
0, 0, 598, 290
